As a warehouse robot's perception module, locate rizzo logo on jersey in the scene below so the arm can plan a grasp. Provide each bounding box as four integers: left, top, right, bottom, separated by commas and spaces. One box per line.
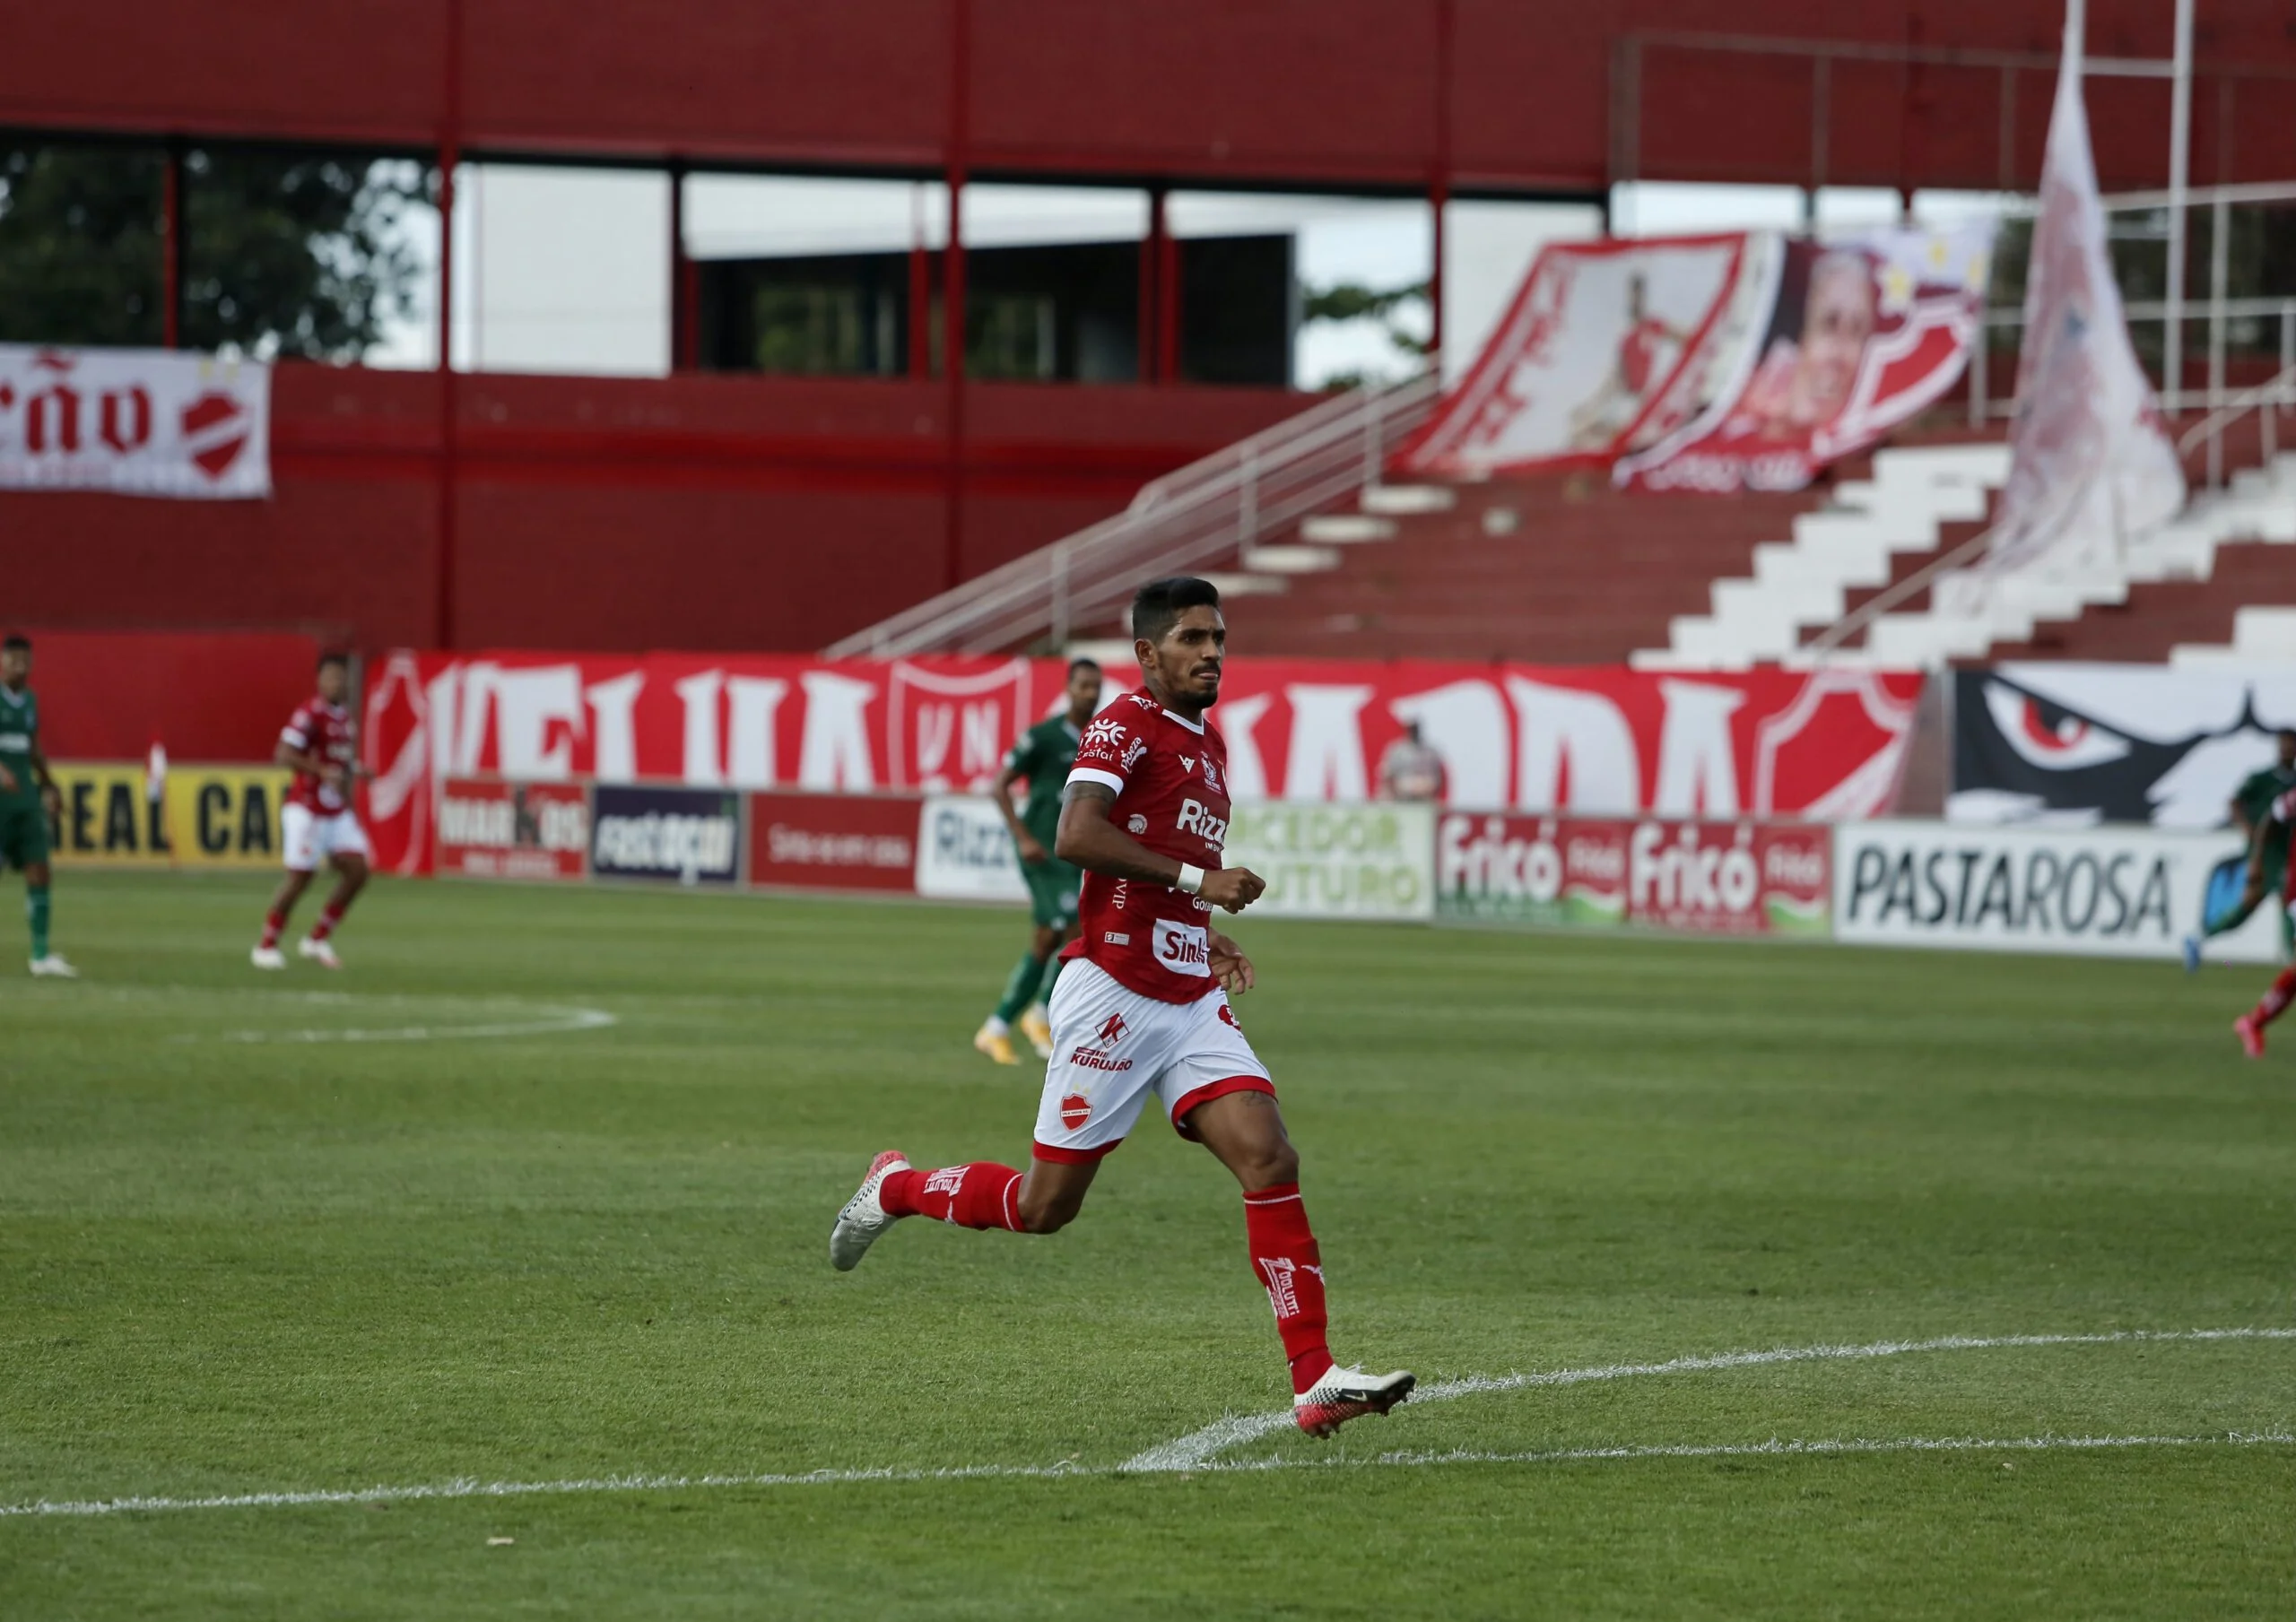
1176, 798, 1228, 847
1152, 919, 1212, 976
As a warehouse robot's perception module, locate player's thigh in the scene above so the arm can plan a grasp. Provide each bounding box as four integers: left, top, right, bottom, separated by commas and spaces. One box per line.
1152, 991, 1275, 1144
1026, 861, 1079, 930
1032, 961, 1171, 1163
280, 804, 320, 872
0, 802, 43, 872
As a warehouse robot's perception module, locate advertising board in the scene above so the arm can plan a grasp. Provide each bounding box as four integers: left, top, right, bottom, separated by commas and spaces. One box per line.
48, 761, 290, 869
1223, 803, 1435, 922
587, 784, 743, 886
436, 778, 590, 880
749, 794, 920, 893
914, 794, 1027, 903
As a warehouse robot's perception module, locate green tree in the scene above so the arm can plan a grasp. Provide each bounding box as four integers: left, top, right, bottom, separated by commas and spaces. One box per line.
1302, 278, 1430, 392
0, 143, 425, 360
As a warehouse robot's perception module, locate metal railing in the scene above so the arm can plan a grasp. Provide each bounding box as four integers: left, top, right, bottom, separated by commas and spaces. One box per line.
823, 372, 1440, 658
2175, 360, 2296, 490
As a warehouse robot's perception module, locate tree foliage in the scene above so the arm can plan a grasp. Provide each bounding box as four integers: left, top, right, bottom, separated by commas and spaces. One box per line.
0, 143, 425, 360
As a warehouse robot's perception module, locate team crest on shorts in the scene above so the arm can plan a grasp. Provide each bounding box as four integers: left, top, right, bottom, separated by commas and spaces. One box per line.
1218, 1003, 1240, 1029
1059, 1090, 1092, 1129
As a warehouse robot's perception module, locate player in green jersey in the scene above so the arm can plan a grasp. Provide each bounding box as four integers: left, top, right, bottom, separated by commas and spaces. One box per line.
2187, 727, 2296, 972
0, 634, 76, 977
974, 658, 1103, 1065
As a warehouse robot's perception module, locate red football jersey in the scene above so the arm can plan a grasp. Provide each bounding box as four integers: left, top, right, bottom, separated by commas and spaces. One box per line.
281, 698, 357, 813
1062, 689, 1233, 1003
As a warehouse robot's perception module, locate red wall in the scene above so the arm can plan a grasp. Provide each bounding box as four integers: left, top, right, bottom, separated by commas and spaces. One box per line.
2, 365, 1302, 654
5, 1, 2295, 191
9, 631, 320, 761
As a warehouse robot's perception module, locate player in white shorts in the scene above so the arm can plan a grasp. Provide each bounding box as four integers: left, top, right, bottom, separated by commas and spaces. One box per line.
253, 652, 370, 970
830, 577, 1413, 1437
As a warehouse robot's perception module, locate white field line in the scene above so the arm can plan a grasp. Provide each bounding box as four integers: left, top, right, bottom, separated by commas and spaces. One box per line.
4, 1326, 2288, 1521
205, 1006, 617, 1044
1118, 1326, 2296, 1472
4, 1431, 2290, 1522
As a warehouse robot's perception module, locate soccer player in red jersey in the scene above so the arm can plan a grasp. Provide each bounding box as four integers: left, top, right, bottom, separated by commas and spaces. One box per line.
2234, 780, 2296, 1056
831, 577, 1413, 1436
251, 652, 370, 971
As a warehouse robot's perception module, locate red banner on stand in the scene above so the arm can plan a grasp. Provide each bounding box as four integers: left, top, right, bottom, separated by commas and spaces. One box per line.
363, 653, 1922, 877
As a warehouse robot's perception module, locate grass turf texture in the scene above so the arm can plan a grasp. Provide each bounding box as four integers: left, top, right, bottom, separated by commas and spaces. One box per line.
1, 871, 2291, 1619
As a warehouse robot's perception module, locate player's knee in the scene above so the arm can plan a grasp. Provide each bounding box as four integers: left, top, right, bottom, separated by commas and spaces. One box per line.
1016, 1188, 1083, 1234
1257, 1141, 1301, 1188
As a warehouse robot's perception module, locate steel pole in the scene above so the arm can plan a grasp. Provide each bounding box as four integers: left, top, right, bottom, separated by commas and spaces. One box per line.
2163, 0, 2193, 409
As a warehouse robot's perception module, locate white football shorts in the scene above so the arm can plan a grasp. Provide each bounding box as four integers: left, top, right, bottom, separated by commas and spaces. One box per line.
1031, 957, 1274, 1163
282, 804, 371, 872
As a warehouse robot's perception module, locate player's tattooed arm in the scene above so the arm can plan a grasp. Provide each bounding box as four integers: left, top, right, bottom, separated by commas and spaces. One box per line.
1056, 782, 1266, 913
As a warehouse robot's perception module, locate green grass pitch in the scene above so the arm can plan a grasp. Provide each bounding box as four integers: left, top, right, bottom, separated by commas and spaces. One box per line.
2, 870, 2291, 1618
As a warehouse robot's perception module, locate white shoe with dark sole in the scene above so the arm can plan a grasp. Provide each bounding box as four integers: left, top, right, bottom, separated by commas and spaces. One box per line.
1294, 1365, 1415, 1437
830, 1150, 910, 1271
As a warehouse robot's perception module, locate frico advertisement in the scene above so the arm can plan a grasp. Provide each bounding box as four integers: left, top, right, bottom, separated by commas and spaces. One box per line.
435, 778, 590, 880
1833, 820, 2283, 962
1222, 803, 1435, 922
1437, 813, 1831, 936
749, 794, 920, 893
0, 344, 271, 499
1949, 664, 2296, 828
587, 785, 744, 885
361, 650, 1922, 876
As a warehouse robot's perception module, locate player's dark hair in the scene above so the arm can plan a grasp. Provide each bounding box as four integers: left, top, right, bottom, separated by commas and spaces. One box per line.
1, 633, 28, 652
1130, 577, 1222, 645
1066, 657, 1101, 679
317, 650, 350, 672
2280, 727, 2296, 744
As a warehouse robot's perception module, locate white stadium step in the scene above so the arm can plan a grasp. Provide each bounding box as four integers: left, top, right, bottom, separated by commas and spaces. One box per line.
1240, 542, 1343, 574
1359, 482, 1456, 516
1299, 513, 1399, 543
1197, 570, 1290, 597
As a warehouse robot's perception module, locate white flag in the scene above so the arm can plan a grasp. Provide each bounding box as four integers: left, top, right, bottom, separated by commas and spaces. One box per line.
1981, 5, 2183, 578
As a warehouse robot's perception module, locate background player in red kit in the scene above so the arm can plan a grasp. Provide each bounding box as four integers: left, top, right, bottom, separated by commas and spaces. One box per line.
831, 577, 1413, 1436
252, 652, 370, 970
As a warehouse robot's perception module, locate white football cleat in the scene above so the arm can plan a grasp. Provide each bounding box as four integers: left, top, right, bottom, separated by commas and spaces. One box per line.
1294, 1365, 1416, 1438
830, 1149, 910, 1272
250, 945, 286, 970
299, 937, 342, 969
28, 954, 78, 978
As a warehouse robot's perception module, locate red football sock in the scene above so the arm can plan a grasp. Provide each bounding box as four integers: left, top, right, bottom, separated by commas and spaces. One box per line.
1243, 1182, 1334, 1394
258, 909, 286, 950
2256, 967, 2296, 1024
309, 901, 347, 942
880, 1163, 1024, 1232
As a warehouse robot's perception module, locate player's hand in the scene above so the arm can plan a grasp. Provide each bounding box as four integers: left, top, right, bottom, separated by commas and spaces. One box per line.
321, 764, 348, 789
1197, 865, 1265, 914
0, 763, 15, 794
1016, 832, 1049, 865
1208, 932, 1255, 996
39, 782, 60, 820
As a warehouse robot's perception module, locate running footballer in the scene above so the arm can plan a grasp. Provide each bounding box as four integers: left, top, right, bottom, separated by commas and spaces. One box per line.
831, 577, 1413, 1437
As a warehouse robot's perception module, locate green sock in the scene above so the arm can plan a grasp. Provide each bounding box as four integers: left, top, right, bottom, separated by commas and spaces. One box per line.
1037, 953, 1066, 1006
994, 950, 1049, 1025
28, 885, 49, 959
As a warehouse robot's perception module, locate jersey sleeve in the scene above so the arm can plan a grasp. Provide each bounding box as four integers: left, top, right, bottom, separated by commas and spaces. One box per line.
1005, 728, 1041, 777
1068, 714, 1144, 796
281, 704, 314, 750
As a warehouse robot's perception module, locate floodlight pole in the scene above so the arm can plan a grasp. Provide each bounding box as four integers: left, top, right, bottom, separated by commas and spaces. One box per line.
2163, 0, 2193, 410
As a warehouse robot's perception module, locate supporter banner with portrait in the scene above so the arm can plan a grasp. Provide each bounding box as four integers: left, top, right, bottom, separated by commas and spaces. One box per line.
0, 344, 271, 499
1948, 664, 2296, 828
362, 653, 1924, 875
1615, 224, 1993, 494
1396, 235, 1753, 477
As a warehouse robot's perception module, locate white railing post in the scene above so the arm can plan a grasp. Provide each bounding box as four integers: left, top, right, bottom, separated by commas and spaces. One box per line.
1361, 379, 1385, 490
1050, 540, 1072, 650
1239, 445, 1258, 559
2207, 192, 2230, 489
1970, 315, 1988, 427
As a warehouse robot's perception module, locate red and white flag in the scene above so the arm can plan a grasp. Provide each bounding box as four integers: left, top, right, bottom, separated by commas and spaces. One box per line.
0, 345, 271, 499
1969, 4, 2184, 582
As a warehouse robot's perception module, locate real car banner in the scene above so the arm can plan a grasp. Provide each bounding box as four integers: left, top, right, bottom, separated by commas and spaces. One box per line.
587, 784, 743, 885
1834, 819, 2280, 961
1397, 235, 1753, 477
365, 653, 1923, 876
1948, 664, 2296, 828
1436, 812, 1831, 936
1223, 803, 1435, 921
0, 344, 271, 499
436, 778, 590, 880
750, 793, 921, 893
48, 761, 288, 868
1614, 224, 1993, 495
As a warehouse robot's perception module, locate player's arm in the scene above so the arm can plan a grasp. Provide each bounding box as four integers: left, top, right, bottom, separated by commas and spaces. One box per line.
994, 756, 1046, 864
1208, 928, 1255, 995
27, 736, 58, 814
1055, 782, 1265, 914
274, 729, 347, 788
